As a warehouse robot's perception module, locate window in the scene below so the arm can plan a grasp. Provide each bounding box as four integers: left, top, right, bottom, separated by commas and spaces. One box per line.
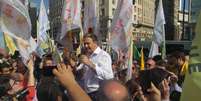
101, 8, 105, 16
134, 15, 137, 21
112, 8, 115, 15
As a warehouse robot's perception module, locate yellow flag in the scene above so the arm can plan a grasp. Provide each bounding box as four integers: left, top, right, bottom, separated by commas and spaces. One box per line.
180, 12, 201, 101
180, 61, 189, 75
140, 47, 145, 70
4, 33, 17, 55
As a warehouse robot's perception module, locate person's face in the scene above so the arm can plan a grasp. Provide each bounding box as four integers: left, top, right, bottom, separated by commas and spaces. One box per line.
0, 67, 11, 75
146, 59, 156, 70
177, 58, 184, 67
83, 37, 97, 54
69, 58, 76, 67
7, 79, 23, 95
45, 60, 54, 66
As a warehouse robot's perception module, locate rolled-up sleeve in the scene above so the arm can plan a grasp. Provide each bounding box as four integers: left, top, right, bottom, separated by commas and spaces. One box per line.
94, 54, 114, 79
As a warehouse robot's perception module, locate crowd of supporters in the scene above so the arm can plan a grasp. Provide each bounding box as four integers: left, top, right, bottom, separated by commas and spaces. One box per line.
0, 34, 188, 101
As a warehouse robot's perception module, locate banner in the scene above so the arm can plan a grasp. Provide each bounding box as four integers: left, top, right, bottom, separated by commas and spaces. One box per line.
109, 0, 133, 53
4, 33, 17, 55
109, 0, 133, 81
0, 0, 34, 63
0, 30, 6, 52
149, 41, 160, 58
38, 0, 50, 44
83, 0, 99, 34
0, 0, 32, 41
149, 0, 166, 58
60, 0, 81, 39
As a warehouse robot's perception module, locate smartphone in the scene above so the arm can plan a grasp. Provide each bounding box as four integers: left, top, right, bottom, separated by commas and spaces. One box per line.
41, 66, 57, 76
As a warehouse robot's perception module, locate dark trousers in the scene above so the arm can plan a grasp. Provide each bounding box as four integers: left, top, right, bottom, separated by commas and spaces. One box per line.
88, 91, 99, 101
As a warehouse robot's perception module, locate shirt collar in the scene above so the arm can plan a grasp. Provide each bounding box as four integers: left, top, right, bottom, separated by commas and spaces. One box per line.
92, 47, 101, 56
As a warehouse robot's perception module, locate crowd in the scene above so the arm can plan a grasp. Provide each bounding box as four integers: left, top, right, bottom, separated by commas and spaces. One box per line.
0, 33, 188, 101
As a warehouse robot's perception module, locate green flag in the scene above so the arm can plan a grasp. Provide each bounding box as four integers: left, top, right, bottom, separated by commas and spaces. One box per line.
180, 12, 201, 101
133, 44, 141, 60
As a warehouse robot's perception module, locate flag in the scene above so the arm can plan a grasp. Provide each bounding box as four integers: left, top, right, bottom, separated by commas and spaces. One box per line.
109, 0, 133, 81
133, 44, 141, 60
38, 0, 50, 44
180, 61, 189, 75
180, 12, 201, 101
83, 0, 99, 34
0, 30, 6, 52
0, 0, 32, 41
149, 41, 160, 58
60, 0, 81, 39
140, 47, 145, 70
16, 37, 37, 63
126, 40, 133, 81
4, 33, 17, 55
0, 0, 34, 63
109, 0, 133, 53
150, 0, 166, 59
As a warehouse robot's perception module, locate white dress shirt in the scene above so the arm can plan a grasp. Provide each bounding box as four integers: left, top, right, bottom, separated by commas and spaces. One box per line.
81, 47, 114, 93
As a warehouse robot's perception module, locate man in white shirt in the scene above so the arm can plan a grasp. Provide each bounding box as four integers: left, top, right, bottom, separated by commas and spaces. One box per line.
79, 33, 114, 99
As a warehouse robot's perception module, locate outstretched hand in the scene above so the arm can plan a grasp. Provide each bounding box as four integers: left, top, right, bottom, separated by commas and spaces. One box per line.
145, 82, 161, 101
53, 63, 75, 86
27, 55, 34, 72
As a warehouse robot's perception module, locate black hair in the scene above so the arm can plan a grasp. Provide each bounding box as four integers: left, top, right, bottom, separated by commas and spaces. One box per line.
0, 75, 11, 97
153, 55, 162, 62
83, 33, 98, 43
0, 59, 11, 72
37, 77, 64, 101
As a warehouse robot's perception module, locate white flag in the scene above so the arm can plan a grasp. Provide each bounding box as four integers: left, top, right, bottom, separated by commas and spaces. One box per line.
0, 0, 32, 41
0, 0, 35, 63
109, 0, 133, 53
38, 0, 50, 44
149, 41, 160, 58
83, 0, 99, 34
109, 0, 133, 81
60, 0, 81, 39
149, 0, 166, 58
153, 0, 166, 45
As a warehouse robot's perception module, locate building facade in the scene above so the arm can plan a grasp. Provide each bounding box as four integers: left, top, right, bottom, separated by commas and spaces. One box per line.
191, 0, 201, 39
177, 0, 191, 40
49, 0, 64, 39
133, 0, 155, 47
160, 0, 178, 40
99, 0, 118, 42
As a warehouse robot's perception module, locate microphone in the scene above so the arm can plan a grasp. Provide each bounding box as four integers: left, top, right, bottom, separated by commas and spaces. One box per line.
15, 88, 29, 99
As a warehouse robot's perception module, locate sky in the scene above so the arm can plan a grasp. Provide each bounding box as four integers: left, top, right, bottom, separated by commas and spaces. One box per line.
31, 0, 49, 9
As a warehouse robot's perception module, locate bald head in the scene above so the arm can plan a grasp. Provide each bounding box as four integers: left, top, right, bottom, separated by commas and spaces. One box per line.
98, 80, 129, 101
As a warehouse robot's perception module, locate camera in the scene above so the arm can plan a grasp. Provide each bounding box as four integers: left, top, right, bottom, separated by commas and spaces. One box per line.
41, 65, 57, 76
